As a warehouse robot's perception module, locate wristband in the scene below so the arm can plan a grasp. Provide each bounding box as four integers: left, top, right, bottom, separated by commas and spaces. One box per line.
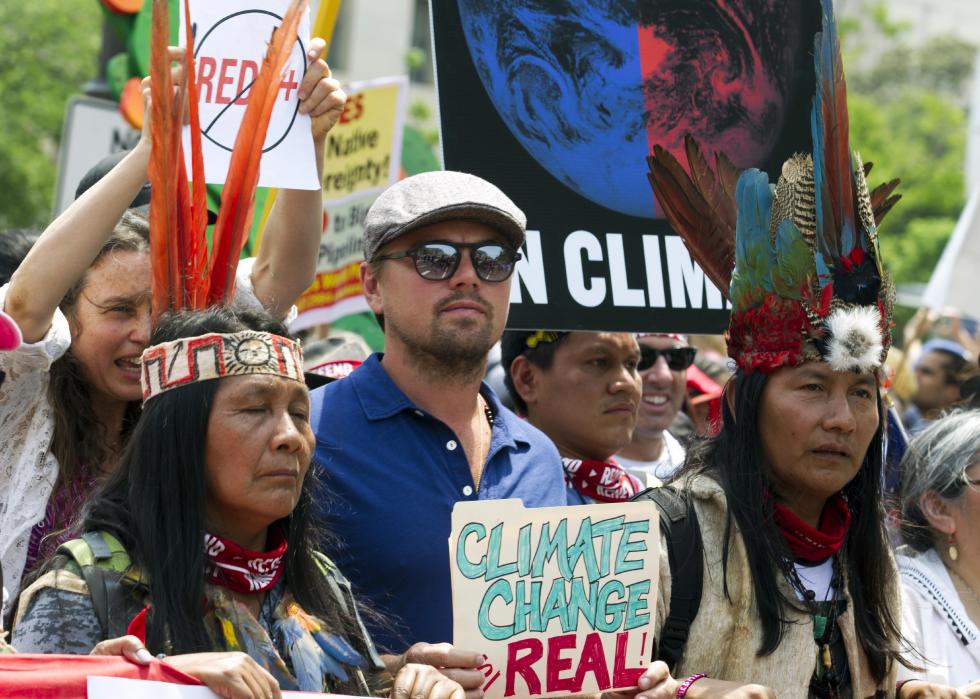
676, 673, 706, 699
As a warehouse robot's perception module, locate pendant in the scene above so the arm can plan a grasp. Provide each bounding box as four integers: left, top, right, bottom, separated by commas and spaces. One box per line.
821, 643, 832, 671
813, 613, 827, 640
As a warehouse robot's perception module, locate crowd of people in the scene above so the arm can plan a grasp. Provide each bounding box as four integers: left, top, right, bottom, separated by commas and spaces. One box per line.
2, 6, 980, 699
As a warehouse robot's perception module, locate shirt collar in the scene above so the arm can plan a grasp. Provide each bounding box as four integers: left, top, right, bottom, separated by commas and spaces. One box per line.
350, 353, 528, 449
350, 353, 416, 420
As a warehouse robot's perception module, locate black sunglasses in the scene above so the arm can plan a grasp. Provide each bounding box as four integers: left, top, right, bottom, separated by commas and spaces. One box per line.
638, 346, 697, 372
374, 241, 522, 282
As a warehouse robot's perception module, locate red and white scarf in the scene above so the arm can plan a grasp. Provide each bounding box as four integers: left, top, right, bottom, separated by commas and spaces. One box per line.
203, 527, 289, 594
562, 458, 644, 502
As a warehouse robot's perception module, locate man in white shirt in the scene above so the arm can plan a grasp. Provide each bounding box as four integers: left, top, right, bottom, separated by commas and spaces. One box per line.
616, 333, 695, 484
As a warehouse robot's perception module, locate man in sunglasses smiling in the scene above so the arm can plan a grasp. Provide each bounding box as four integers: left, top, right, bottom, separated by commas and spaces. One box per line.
308, 171, 566, 661
616, 333, 697, 485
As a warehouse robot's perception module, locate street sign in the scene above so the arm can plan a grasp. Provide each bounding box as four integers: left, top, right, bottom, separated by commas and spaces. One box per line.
53, 96, 140, 215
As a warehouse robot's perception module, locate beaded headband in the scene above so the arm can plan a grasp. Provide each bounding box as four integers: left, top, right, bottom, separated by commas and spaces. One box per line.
140, 331, 305, 402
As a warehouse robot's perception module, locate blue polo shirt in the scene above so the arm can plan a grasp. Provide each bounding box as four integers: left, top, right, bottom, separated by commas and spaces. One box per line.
309, 353, 566, 652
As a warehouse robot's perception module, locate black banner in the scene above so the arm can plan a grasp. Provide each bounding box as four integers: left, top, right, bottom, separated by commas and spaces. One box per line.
432, 0, 820, 332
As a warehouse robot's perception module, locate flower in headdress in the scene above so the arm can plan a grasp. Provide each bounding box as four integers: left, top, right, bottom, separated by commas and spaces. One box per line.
823, 305, 884, 372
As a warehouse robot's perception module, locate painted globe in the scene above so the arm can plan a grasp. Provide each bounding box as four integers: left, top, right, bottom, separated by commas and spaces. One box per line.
458, 0, 806, 219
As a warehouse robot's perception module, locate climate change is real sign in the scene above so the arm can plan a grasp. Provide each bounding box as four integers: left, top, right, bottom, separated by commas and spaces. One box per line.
450, 500, 659, 699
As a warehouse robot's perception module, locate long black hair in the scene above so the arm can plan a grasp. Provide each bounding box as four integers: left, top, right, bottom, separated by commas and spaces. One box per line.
683, 369, 905, 682
83, 306, 360, 654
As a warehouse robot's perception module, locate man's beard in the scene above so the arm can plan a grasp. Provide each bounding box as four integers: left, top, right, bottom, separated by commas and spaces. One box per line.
388, 292, 497, 383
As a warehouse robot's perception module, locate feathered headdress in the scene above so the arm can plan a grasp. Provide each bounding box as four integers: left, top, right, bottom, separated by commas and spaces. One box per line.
647, 0, 901, 374
148, 0, 306, 320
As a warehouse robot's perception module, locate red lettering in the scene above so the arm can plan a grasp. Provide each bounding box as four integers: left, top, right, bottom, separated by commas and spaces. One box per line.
197, 56, 217, 103
545, 634, 578, 694
574, 632, 611, 691
339, 93, 365, 124
504, 638, 542, 697
612, 631, 646, 688
279, 68, 299, 101
216, 58, 238, 105
235, 60, 259, 105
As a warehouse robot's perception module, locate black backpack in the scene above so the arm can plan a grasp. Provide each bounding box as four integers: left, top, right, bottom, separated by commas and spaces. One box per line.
631, 486, 704, 671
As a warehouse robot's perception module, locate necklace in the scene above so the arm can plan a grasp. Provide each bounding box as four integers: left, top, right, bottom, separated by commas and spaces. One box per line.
946, 564, 980, 607
781, 553, 847, 698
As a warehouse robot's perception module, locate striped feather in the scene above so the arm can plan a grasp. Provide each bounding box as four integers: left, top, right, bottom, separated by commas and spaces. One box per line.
811, 0, 857, 266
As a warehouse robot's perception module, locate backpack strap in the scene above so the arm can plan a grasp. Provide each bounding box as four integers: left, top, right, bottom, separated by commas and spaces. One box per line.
57, 532, 139, 640
632, 486, 704, 672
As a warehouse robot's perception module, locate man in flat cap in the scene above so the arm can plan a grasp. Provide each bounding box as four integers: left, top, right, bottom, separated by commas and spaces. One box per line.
308, 172, 566, 669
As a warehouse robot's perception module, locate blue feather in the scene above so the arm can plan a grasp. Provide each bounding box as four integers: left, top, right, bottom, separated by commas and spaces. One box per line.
276, 615, 330, 690
732, 169, 774, 309
313, 631, 366, 669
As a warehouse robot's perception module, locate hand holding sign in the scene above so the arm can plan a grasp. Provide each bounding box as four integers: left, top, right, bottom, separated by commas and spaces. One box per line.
398, 643, 486, 699
298, 37, 346, 142
392, 663, 466, 699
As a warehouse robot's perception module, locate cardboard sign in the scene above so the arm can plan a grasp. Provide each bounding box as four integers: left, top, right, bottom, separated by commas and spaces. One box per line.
180, 0, 319, 190
290, 76, 408, 331
431, 2, 820, 332
450, 500, 659, 699
88, 676, 354, 699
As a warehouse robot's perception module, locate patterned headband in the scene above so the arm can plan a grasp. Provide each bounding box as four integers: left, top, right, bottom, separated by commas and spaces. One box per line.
141, 331, 305, 402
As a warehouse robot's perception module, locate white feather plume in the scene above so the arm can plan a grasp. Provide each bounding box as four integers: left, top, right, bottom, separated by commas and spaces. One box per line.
824, 305, 885, 372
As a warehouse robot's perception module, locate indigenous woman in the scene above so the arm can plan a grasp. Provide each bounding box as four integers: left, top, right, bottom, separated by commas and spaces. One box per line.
635, 1, 952, 695
12, 307, 464, 699
896, 411, 980, 689
0, 39, 344, 613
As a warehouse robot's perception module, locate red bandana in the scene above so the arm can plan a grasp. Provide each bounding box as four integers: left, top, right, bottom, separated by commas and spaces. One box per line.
562, 458, 644, 502
204, 527, 288, 594
771, 492, 851, 564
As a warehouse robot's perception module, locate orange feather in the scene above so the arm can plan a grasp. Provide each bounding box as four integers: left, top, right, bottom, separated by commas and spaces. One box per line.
183, 0, 210, 308
148, 0, 183, 320
207, 0, 306, 307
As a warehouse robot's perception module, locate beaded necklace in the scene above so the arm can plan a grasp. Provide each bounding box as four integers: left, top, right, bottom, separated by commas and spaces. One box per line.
782, 552, 848, 698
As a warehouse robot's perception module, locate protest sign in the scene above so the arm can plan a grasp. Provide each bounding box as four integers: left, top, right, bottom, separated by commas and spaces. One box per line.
88, 676, 353, 699
431, 2, 820, 332
290, 75, 408, 332
180, 0, 319, 190
450, 499, 659, 699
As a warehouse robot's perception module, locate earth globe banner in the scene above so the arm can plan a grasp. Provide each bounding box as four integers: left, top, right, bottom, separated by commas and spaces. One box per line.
431, 1, 820, 333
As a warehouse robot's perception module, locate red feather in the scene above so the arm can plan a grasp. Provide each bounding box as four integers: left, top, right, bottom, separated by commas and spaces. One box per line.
207, 0, 306, 307
148, 0, 187, 320
646, 141, 736, 294
149, 0, 307, 316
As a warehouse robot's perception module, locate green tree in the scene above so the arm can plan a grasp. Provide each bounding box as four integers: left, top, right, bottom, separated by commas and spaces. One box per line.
0, 1, 102, 230
842, 7, 975, 337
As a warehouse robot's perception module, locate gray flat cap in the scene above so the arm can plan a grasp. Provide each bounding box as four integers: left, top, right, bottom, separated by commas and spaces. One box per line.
362, 171, 526, 261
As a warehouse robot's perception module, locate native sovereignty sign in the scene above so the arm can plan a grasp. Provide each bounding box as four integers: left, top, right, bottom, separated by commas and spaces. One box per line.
180, 0, 319, 190
291, 76, 408, 331
431, 1, 821, 332
450, 500, 659, 699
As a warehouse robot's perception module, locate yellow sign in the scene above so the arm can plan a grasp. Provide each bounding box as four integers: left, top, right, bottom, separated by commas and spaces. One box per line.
291, 75, 409, 331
